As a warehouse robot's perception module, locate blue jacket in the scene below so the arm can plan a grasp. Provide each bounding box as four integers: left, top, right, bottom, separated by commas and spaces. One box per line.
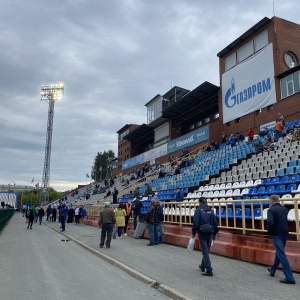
59, 205, 68, 217
192, 204, 218, 236
267, 203, 289, 238
175, 190, 184, 202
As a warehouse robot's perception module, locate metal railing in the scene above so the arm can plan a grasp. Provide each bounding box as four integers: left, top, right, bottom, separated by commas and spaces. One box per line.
86, 198, 300, 240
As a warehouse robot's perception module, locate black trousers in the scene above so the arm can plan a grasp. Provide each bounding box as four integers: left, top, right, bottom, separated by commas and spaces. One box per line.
100, 223, 114, 247
199, 233, 213, 272
27, 216, 34, 228
124, 215, 130, 233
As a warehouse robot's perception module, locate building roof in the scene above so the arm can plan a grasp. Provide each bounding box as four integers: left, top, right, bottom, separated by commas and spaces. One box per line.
217, 17, 271, 57
116, 124, 130, 134
123, 123, 154, 149
161, 81, 219, 123
144, 94, 161, 107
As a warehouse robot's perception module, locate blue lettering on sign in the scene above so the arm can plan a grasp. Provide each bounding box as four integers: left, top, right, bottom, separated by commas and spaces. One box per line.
224, 77, 271, 109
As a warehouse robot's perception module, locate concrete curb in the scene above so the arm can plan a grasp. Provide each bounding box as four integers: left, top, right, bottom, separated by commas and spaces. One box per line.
44, 222, 192, 300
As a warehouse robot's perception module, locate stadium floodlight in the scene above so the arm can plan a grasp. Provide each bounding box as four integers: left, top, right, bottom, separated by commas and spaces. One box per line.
40, 83, 64, 204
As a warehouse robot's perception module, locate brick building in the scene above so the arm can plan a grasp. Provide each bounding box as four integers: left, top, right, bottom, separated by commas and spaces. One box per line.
112, 16, 300, 177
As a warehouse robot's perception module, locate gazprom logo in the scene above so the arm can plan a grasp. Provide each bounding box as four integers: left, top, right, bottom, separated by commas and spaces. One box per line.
224, 77, 271, 109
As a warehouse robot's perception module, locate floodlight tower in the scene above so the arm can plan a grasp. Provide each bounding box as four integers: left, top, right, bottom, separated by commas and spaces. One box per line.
40, 83, 64, 204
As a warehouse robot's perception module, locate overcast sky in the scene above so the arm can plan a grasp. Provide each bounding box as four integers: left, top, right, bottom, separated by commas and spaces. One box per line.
0, 0, 298, 191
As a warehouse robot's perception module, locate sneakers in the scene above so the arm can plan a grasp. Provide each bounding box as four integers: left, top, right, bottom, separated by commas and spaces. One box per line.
100, 245, 103, 248
279, 279, 296, 284
199, 265, 205, 272
147, 243, 154, 246
124, 233, 128, 236
201, 271, 213, 277
267, 267, 274, 277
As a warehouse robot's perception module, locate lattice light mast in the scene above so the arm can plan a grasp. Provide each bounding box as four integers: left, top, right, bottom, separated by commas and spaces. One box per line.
40, 83, 64, 204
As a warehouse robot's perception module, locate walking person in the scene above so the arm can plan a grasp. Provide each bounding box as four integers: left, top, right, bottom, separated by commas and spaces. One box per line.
115, 203, 126, 238
98, 202, 116, 249
37, 206, 45, 225
27, 205, 36, 229
267, 195, 296, 284
59, 202, 68, 232
192, 197, 218, 276
124, 198, 132, 236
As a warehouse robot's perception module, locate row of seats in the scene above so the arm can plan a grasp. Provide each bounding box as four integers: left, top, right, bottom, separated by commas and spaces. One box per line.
163, 206, 299, 222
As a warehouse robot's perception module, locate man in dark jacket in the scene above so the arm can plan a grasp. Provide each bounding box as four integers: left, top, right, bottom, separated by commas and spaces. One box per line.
98, 202, 116, 249
46, 205, 52, 222
132, 196, 143, 230
59, 202, 68, 232
192, 197, 218, 277
146, 199, 160, 246
37, 206, 45, 225
112, 187, 118, 204
175, 187, 184, 202
267, 195, 295, 284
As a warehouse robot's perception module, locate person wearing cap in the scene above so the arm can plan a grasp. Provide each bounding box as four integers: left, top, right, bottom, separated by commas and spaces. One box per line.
98, 202, 116, 248
192, 197, 218, 277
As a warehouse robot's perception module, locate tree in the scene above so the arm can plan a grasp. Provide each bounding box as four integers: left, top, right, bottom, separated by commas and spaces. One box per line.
91, 150, 115, 181
21, 188, 65, 206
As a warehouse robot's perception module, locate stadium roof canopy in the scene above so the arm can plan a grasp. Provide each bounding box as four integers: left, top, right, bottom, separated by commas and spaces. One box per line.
162, 81, 219, 126
123, 123, 154, 150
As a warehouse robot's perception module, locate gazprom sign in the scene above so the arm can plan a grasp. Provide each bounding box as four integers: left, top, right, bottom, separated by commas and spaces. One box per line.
222, 43, 276, 123
167, 125, 209, 154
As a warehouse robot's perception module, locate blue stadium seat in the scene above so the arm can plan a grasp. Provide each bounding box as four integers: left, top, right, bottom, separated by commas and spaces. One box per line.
263, 185, 275, 195
286, 183, 297, 193
275, 185, 286, 195
279, 175, 289, 184
289, 174, 300, 183
254, 208, 261, 218
276, 169, 285, 177
267, 177, 279, 186
289, 160, 297, 168
235, 208, 242, 218
285, 167, 295, 176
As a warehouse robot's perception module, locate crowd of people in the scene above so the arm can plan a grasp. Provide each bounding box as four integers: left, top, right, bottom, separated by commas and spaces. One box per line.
23, 202, 87, 232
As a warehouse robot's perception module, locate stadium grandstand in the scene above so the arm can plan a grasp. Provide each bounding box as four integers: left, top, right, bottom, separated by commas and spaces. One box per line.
48, 16, 300, 272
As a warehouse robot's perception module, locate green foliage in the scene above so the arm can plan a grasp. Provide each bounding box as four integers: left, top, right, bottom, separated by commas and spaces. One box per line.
21, 188, 65, 206
91, 150, 115, 181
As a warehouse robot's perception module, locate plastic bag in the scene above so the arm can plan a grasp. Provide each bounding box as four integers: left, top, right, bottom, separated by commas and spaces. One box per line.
187, 237, 195, 252
112, 226, 117, 239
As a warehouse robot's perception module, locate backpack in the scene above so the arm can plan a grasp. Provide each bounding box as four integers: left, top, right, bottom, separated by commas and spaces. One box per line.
199, 208, 212, 234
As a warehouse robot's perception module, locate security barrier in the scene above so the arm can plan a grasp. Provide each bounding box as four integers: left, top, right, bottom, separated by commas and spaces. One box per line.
86, 198, 300, 241
0, 209, 14, 232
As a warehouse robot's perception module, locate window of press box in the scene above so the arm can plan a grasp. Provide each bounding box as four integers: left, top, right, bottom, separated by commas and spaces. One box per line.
267, 105, 274, 111
235, 118, 240, 123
